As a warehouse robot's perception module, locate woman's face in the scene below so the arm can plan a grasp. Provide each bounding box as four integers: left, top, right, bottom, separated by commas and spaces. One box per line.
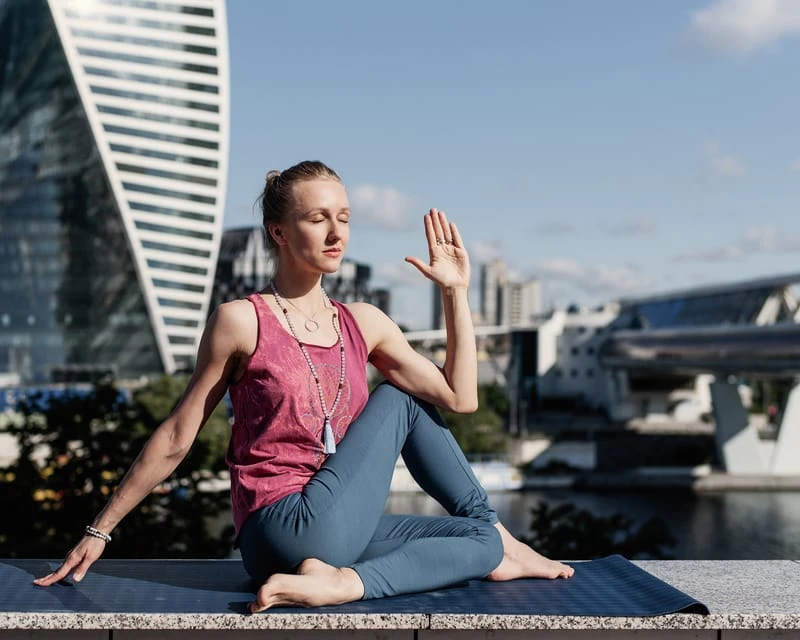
274, 178, 351, 274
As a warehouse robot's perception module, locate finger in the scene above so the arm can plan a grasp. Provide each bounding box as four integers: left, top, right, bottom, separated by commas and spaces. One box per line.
405, 256, 433, 280
423, 212, 437, 254
449, 222, 464, 248
33, 558, 78, 586
72, 556, 96, 582
429, 209, 446, 248
437, 211, 453, 243
249, 600, 265, 614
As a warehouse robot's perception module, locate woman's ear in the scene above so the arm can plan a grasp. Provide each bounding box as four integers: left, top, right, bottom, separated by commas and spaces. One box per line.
268, 224, 287, 246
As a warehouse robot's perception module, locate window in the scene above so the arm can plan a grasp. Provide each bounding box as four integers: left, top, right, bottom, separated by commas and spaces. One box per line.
147, 259, 208, 275
119, 163, 218, 186
142, 240, 211, 258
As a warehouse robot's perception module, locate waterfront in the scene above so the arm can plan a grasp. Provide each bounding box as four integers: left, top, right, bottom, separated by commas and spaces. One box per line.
385, 489, 800, 560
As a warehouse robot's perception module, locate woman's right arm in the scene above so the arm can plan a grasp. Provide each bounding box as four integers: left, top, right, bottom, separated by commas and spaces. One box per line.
34, 302, 250, 586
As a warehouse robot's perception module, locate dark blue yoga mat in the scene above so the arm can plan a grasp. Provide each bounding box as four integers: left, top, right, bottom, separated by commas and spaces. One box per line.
1, 555, 708, 616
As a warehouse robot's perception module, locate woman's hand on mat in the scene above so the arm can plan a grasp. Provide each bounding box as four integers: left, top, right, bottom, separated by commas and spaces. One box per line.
405, 209, 470, 291
33, 537, 106, 586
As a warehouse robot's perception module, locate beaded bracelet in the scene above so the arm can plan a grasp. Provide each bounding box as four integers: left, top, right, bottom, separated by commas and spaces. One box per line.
84, 525, 112, 543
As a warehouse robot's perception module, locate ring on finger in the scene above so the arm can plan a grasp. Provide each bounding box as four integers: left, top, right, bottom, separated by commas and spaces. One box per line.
436, 238, 444, 245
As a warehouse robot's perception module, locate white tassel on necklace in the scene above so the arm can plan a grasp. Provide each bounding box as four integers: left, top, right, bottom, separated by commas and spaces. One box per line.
323, 418, 336, 454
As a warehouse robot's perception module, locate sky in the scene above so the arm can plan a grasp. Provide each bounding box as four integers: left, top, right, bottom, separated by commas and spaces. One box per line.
222, 0, 800, 330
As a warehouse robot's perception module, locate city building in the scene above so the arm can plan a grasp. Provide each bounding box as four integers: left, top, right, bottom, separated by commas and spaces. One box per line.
477, 259, 540, 328
506, 273, 800, 434
507, 279, 541, 327
0, 0, 229, 383
209, 227, 273, 312
479, 259, 508, 326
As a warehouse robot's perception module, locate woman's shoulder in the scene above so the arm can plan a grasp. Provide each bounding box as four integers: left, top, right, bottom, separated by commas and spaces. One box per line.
343, 301, 385, 324
343, 301, 396, 352
209, 298, 258, 341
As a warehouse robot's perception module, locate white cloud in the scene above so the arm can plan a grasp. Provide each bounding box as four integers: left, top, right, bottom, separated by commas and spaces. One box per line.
535, 258, 654, 296
349, 185, 415, 229
469, 239, 501, 264
675, 225, 800, 262
688, 0, 800, 54
375, 262, 424, 288
705, 141, 746, 178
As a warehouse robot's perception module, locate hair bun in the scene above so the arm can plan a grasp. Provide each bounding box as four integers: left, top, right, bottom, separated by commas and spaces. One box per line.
265, 170, 282, 189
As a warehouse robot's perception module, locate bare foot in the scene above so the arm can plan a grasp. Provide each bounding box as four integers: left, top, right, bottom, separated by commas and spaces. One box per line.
487, 523, 575, 581
249, 558, 365, 613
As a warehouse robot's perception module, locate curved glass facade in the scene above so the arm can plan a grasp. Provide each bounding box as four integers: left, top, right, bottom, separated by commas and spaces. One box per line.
0, 0, 162, 382
0, 0, 228, 383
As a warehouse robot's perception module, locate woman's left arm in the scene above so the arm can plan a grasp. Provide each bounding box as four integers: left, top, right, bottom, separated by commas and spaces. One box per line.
350, 210, 478, 413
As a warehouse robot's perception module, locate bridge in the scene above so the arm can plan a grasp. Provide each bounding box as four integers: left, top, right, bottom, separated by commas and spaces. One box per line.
404, 273, 800, 476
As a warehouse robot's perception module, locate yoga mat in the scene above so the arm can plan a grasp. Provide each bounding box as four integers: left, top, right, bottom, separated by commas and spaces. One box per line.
1, 555, 708, 616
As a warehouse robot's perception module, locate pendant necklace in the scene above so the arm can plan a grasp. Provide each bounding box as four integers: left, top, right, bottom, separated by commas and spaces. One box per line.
282, 296, 322, 333
270, 280, 345, 454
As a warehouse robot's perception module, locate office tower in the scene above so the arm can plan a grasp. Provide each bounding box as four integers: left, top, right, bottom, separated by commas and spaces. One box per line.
210, 227, 273, 313
508, 278, 541, 326
0, 0, 229, 382
480, 258, 508, 326
431, 281, 443, 330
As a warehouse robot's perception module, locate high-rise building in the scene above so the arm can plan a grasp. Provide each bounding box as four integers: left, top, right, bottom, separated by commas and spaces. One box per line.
431, 281, 443, 330
479, 259, 540, 327
479, 259, 508, 326
508, 278, 541, 326
210, 227, 273, 313
0, 0, 229, 383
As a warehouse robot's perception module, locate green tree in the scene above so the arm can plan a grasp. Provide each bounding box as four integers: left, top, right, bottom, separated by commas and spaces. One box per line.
441, 385, 509, 455
0, 384, 232, 559
134, 374, 230, 472
523, 501, 676, 560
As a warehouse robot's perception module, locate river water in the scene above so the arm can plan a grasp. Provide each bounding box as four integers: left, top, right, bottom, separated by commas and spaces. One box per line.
385, 490, 800, 560
219, 490, 800, 560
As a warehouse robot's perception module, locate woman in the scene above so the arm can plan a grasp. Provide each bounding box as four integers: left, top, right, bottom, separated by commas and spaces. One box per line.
35, 160, 573, 611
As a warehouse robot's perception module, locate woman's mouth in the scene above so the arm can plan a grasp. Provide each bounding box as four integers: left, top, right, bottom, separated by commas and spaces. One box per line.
323, 249, 342, 257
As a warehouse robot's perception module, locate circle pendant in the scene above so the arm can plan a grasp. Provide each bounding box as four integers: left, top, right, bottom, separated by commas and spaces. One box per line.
304, 318, 320, 333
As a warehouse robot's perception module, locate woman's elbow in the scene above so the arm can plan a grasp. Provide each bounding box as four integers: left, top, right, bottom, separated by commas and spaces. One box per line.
449, 397, 479, 414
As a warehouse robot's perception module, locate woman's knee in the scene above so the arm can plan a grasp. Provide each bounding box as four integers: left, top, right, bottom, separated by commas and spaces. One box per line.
370, 381, 411, 404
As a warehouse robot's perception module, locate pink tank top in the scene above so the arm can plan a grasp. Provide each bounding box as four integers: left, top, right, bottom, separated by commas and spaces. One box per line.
226, 293, 370, 534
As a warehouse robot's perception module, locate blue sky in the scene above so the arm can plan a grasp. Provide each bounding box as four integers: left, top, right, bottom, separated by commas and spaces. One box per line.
223, 0, 800, 329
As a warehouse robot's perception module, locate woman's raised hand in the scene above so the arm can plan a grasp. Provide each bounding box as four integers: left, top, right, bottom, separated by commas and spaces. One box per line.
405, 209, 470, 290
33, 535, 107, 587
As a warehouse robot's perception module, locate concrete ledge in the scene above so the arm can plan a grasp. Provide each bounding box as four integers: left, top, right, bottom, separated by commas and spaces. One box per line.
2, 560, 800, 636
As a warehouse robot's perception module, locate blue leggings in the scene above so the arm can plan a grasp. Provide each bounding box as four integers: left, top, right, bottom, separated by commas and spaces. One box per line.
238, 383, 504, 599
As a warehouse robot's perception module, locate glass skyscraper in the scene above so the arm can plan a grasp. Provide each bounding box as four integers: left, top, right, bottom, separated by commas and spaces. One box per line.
0, 0, 229, 383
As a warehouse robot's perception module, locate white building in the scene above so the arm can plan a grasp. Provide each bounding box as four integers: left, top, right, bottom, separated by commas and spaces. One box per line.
478, 259, 540, 327
0, 0, 229, 381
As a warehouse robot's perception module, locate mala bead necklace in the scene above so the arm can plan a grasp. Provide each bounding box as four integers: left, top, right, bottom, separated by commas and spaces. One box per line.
270, 280, 345, 454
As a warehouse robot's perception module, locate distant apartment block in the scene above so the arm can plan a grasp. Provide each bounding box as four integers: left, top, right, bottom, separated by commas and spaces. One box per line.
0, 0, 229, 383
476, 259, 540, 328
209, 227, 273, 312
